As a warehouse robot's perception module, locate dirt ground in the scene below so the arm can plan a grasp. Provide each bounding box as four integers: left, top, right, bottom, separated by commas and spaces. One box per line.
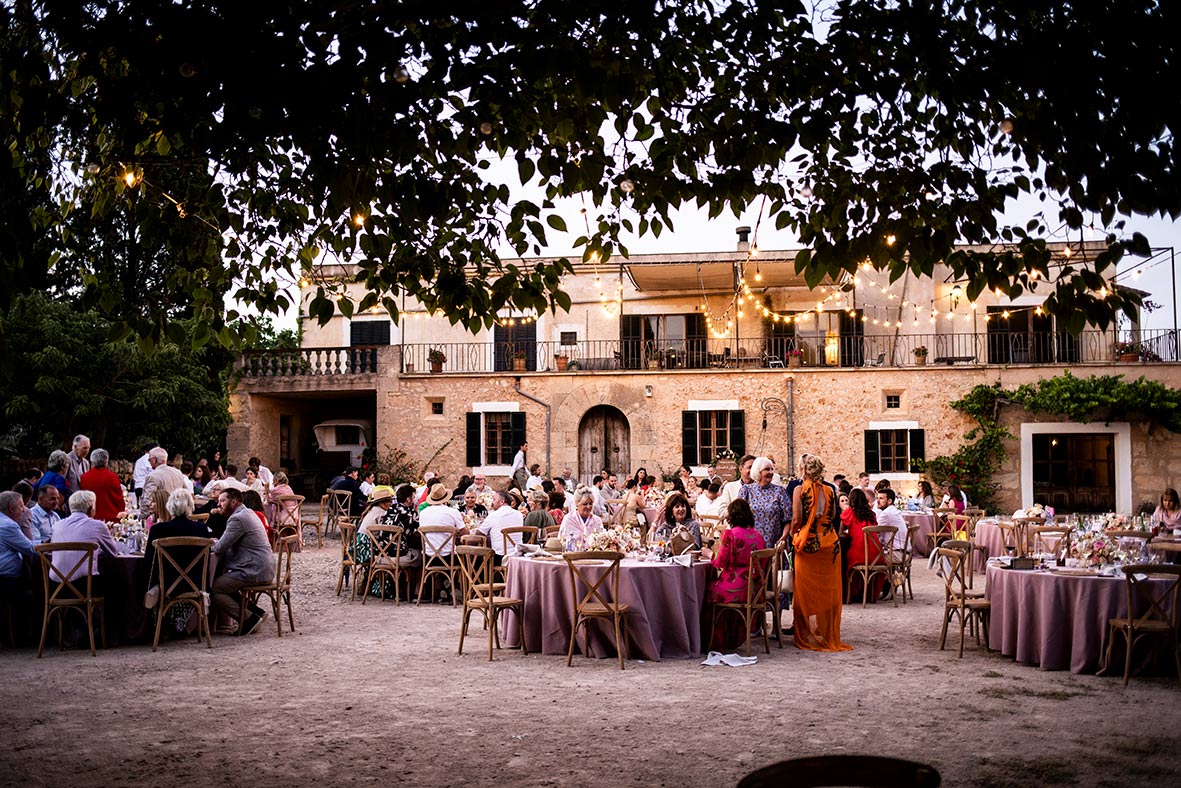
2, 537, 1179, 788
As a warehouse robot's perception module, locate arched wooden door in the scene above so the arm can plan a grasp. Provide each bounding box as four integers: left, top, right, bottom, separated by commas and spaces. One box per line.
578, 406, 630, 485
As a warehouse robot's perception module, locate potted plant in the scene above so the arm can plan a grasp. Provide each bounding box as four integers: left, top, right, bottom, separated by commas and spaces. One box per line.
427, 347, 446, 373
554, 352, 570, 372
1115, 340, 1140, 363
914, 345, 928, 366
787, 348, 803, 368
513, 348, 527, 371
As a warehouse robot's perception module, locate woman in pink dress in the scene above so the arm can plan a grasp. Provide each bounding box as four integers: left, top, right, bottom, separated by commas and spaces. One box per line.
707, 498, 766, 650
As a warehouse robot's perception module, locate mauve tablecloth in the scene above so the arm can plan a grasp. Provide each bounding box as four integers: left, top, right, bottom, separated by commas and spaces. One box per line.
985, 564, 1173, 674
502, 556, 708, 661
903, 512, 936, 558
974, 520, 1009, 572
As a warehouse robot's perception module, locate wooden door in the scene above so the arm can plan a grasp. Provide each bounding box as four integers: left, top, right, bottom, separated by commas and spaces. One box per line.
578, 406, 630, 485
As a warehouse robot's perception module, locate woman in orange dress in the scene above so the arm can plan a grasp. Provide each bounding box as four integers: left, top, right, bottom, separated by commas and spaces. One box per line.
789, 455, 851, 652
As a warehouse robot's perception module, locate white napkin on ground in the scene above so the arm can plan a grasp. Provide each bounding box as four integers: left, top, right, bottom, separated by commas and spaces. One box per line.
701, 651, 758, 667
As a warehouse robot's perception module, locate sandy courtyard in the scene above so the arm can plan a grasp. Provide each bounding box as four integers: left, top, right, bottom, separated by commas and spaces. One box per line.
2, 538, 1179, 788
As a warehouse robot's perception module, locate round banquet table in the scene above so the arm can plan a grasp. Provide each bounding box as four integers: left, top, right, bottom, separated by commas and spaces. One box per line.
98, 553, 152, 646
985, 563, 1174, 674
902, 512, 935, 558
502, 555, 708, 661
973, 519, 1009, 572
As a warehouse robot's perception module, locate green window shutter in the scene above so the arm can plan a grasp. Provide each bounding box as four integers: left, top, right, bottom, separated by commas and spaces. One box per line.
864, 430, 880, 474
466, 413, 482, 467
510, 412, 527, 453
908, 429, 926, 468
729, 410, 745, 457
682, 411, 698, 466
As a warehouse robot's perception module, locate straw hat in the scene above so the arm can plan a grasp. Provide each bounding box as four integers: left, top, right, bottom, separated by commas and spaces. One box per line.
368, 485, 396, 505
426, 483, 452, 504
544, 536, 565, 553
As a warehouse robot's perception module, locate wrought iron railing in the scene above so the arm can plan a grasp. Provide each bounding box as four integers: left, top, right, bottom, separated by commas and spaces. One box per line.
236, 330, 1178, 377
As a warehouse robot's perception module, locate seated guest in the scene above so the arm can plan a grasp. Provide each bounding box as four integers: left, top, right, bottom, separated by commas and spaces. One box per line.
525, 464, 544, 492
330, 466, 365, 517
358, 486, 396, 535
552, 477, 574, 512
241, 489, 272, 543
243, 467, 265, 494
80, 449, 126, 522
145, 488, 172, 530
418, 483, 467, 557
265, 472, 297, 526
201, 473, 248, 499
459, 488, 488, 520
140, 447, 188, 520
651, 491, 702, 550
180, 461, 196, 493
0, 491, 36, 598
940, 482, 968, 513
874, 488, 908, 555
51, 491, 122, 593
695, 480, 722, 518
248, 456, 274, 488
35, 451, 71, 514
843, 488, 886, 600
917, 480, 936, 509
547, 490, 568, 526
10, 481, 37, 541
211, 489, 275, 635
523, 491, 555, 532
358, 470, 376, 499
141, 489, 213, 637
557, 489, 603, 550
1153, 488, 1181, 531
27, 485, 61, 543
478, 490, 525, 563
191, 463, 214, 496
707, 498, 767, 649
453, 474, 473, 496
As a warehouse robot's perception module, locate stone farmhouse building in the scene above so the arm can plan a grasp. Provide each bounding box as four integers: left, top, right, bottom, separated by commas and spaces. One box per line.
229, 236, 1180, 514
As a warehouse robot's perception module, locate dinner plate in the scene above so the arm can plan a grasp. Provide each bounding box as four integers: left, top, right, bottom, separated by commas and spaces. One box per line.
1048, 566, 1098, 576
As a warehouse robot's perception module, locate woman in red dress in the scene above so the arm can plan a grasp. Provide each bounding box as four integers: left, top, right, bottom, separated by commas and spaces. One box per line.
842, 487, 885, 601
707, 498, 767, 650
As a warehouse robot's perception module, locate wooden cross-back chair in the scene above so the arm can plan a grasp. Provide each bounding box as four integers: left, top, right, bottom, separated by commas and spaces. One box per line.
150, 536, 215, 651
708, 546, 777, 657
272, 494, 305, 549
846, 525, 896, 608
335, 520, 359, 599
763, 541, 789, 649
1029, 526, 1072, 560
240, 534, 298, 637
563, 551, 631, 669
303, 493, 330, 548
936, 540, 990, 658
325, 489, 352, 539
455, 546, 525, 661
1105, 564, 1181, 685
34, 543, 106, 657
362, 524, 406, 605
893, 523, 920, 602
417, 525, 459, 606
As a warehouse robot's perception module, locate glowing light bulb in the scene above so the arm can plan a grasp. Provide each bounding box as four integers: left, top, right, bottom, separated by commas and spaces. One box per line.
393, 65, 410, 83
1000, 118, 1014, 134
620, 179, 635, 194
353, 213, 366, 226
1063, 247, 1073, 258
886, 234, 896, 246
479, 121, 494, 135
800, 185, 812, 198
123, 170, 139, 188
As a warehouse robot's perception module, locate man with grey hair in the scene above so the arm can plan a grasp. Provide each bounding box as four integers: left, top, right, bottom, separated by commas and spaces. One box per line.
80, 448, 125, 522
140, 447, 188, 520
51, 490, 121, 588
64, 434, 91, 495
34, 450, 70, 513
27, 485, 60, 543
1, 490, 36, 596
476, 489, 524, 563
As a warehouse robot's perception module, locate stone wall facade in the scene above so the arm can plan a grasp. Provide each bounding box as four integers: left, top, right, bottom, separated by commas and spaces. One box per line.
230, 347, 1181, 513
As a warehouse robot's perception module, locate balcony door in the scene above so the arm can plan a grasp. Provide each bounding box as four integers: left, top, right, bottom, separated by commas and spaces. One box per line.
1031, 433, 1115, 513
494, 321, 537, 372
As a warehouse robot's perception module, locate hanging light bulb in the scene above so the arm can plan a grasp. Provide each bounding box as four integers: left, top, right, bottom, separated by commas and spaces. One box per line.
886, 234, 897, 246
393, 64, 411, 83
123, 169, 140, 188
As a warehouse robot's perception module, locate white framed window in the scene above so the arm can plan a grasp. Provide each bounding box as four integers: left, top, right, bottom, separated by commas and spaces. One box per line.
864, 420, 924, 476
1020, 422, 1131, 513
465, 402, 524, 474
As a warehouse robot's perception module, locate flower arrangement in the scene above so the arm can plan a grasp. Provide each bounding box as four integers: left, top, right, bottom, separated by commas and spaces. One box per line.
427, 347, 447, 364
1102, 512, 1127, 531
1070, 531, 1125, 567
587, 526, 641, 553
475, 489, 496, 511
513, 348, 526, 359
644, 486, 666, 507
112, 510, 140, 538
914, 345, 929, 357
786, 349, 803, 357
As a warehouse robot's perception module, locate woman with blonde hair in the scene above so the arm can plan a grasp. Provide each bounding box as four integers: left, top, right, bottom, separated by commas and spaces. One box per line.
788, 454, 851, 652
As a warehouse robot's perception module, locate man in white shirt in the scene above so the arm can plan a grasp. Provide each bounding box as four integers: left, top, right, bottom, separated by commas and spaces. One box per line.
508, 443, 528, 489
874, 488, 908, 553
695, 481, 722, 517
716, 455, 755, 513
249, 457, 274, 487
132, 442, 156, 497
419, 483, 466, 557
525, 464, 544, 491
552, 477, 574, 512
477, 490, 523, 562
140, 447, 189, 519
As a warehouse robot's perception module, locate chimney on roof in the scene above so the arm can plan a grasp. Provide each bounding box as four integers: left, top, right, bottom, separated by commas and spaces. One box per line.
736, 226, 751, 253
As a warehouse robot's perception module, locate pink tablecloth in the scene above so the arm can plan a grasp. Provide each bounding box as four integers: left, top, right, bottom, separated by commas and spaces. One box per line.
502, 556, 708, 661
902, 512, 935, 558
985, 564, 1173, 674
974, 520, 1008, 571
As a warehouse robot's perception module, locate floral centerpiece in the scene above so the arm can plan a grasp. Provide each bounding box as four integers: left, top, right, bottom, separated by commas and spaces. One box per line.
1102, 512, 1127, 531
1070, 532, 1125, 568
644, 485, 666, 507
475, 489, 496, 511
111, 510, 140, 539
587, 526, 641, 553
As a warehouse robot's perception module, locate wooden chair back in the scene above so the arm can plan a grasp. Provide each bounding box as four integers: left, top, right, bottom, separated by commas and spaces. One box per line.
418, 525, 459, 606
272, 494, 304, 542
190, 513, 210, 523
34, 542, 105, 657
151, 536, 215, 651
1107, 564, 1181, 684
502, 525, 540, 554
864, 525, 897, 569
335, 519, 359, 599
946, 514, 972, 540
456, 545, 495, 606
699, 514, 726, 544
935, 542, 971, 603
1030, 526, 1072, 558
242, 535, 298, 636
543, 525, 561, 541
326, 489, 352, 536
362, 524, 405, 604
562, 551, 625, 614
743, 547, 778, 610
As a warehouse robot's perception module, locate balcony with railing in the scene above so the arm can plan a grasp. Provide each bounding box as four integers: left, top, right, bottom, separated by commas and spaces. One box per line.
234, 329, 1178, 379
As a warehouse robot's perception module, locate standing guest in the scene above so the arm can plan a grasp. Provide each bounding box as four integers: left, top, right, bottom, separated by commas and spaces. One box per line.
34, 451, 70, 512
558, 489, 603, 550
478, 490, 525, 563
843, 488, 886, 601
64, 434, 91, 496
696, 480, 723, 517
180, 461, 196, 493
838, 478, 853, 496
717, 455, 756, 512
707, 498, 767, 650
51, 491, 122, 592
560, 467, 575, 487
766, 455, 784, 486
1153, 488, 1181, 531
788, 455, 851, 652
509, 442, 528, 491
210, 489, 274, 635
652, 491, 702, 550
248, 457, 273, 488
0, 491, 36, 597
740, 457, 792, 548
358, 470, 376, 498
23, 469, 43, 488
917, 480, 936, 509
855, 472, 872, 498
133, 442, 158, 499
27, 486, 61, 544
140, 447, 188, 520
207, 449, 227, 480
523, 491, 555, 532
833, 474, 846, 487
